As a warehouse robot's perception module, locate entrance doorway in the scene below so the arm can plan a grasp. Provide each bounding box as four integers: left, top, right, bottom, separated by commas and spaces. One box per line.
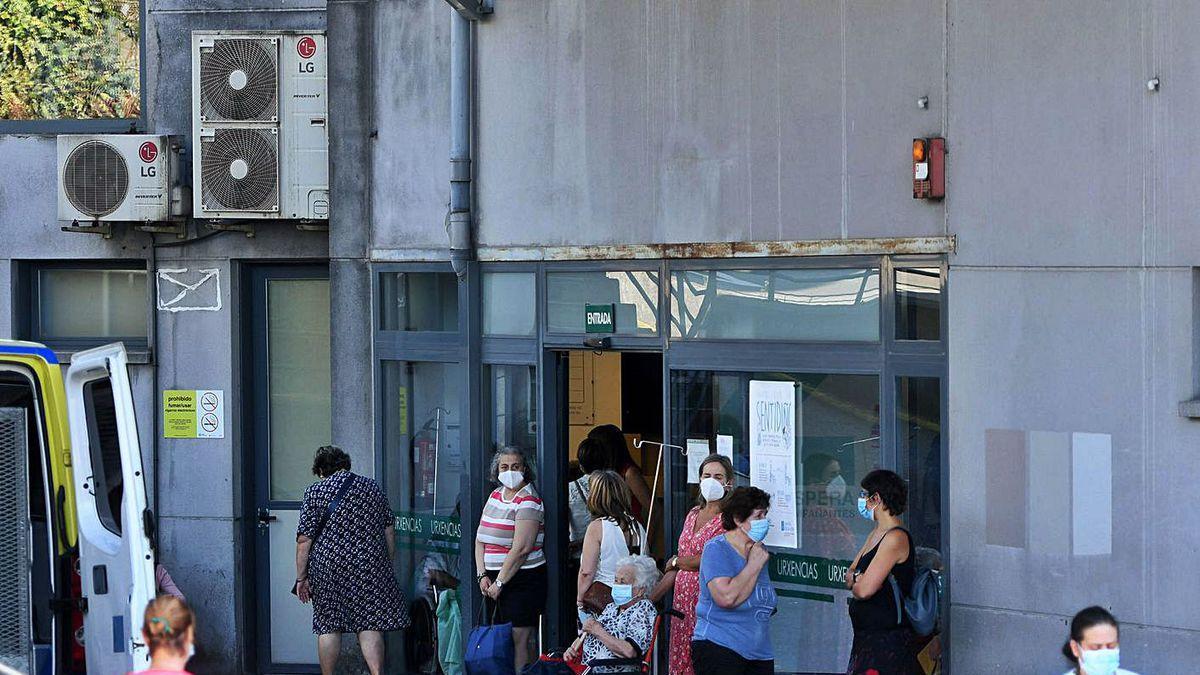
244, 264, 330, 673
551, 349, 665, 647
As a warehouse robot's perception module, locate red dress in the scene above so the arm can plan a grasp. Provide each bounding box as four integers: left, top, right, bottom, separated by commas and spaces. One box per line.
668, 507, 725, 675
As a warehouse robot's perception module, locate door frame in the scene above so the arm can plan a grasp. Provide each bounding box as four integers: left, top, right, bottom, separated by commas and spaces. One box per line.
241, 262, 329, 675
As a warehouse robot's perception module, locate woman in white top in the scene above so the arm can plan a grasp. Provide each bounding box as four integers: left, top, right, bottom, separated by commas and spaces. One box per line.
1062, 606, 1139, 675
577, 470, 646, 614
568, 438, 606, 559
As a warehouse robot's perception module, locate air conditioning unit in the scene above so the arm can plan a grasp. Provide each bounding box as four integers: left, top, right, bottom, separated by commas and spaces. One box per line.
191, 31, 329, 220
57, 135, 185, 222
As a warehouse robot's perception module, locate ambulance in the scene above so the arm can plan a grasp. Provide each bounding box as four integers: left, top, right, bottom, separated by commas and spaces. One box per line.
0, 340, 154, 674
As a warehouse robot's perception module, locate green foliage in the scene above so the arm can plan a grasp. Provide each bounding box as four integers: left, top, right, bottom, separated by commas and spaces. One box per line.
0, 0, 140, 120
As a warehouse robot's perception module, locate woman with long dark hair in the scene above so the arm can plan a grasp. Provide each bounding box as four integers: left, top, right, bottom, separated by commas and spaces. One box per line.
588, 424, 653, 521
1061, 606, 1139, 675
577, 469, 646, 614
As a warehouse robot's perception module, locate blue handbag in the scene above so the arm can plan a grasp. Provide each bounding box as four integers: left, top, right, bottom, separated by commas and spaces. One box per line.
464, 599, 514, 675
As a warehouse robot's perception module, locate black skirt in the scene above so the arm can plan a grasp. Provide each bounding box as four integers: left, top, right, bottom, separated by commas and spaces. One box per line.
485, 565, 547, 628
847, 627, 922, 675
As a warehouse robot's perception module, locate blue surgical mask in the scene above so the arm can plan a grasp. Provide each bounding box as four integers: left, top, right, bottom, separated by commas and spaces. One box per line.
1080, 648, 1120, 675
747, 518, 770, 542
857, 497, 874, 521
611, 583, 634, 605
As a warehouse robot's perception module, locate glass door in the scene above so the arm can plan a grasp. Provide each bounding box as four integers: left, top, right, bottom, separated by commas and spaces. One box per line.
247, 265, 330, 672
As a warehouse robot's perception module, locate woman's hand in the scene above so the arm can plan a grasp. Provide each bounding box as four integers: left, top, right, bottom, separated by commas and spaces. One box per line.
478, 576, 493, 596
485, 581, 502, 600
845, 570, 856, 590
748, 542, 770, 569
563, 637, 584, 662
296, 579, 312, 604
581, 618, 603, 637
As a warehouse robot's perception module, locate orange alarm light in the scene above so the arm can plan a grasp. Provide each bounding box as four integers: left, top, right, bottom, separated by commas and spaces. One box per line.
912, 138, 927, 163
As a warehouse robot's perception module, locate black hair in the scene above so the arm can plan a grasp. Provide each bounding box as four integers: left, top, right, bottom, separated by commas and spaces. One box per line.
721, 486, 771, 530
860, 469, 907, 516
588, 424, 638, 471
576, 437, 606, 475
312, 445, 351, 478
1062, 606, 1119, 663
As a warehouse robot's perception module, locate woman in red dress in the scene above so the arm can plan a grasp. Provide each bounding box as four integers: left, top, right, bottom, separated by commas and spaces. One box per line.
651, 453, 733, 675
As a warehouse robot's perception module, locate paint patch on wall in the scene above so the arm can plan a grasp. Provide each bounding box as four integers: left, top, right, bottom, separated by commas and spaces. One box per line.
156, 268, 222, 312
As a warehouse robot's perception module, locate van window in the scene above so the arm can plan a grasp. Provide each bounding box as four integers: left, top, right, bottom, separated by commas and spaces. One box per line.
83, 379, 124, 535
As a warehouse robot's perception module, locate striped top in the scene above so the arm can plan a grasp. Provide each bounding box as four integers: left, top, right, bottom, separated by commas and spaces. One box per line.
477, 484, 545, 570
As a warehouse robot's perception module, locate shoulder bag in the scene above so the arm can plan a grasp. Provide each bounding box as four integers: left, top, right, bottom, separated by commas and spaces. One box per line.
292, 473, 356, 595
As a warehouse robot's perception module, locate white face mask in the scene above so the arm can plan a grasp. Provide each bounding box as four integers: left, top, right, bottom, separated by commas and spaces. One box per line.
826, 474, 847, 501
187, 643, 195, 659
698, 477, 727, 503
498, 470, 524, 490
1079, 647, 1120, 675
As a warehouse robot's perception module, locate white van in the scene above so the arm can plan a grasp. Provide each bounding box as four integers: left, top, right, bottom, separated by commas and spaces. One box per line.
0, 340, 155, 674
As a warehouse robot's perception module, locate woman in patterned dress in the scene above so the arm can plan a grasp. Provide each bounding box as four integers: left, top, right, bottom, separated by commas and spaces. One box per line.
564, 555, 662, 673
295, 446, 410, 675
651, 453, 733, 675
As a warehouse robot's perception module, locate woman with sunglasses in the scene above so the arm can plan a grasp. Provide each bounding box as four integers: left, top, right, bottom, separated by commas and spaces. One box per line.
845, 469, 921, 675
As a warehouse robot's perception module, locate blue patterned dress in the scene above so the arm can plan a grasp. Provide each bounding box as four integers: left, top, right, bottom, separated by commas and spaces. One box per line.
298, 471, 411, 634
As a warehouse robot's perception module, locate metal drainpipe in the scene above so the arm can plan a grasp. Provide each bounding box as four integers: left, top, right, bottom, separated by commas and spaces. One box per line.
448, 10, 473, 278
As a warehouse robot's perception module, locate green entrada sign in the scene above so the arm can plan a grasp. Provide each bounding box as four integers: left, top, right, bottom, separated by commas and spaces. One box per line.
585, 303, 616, 333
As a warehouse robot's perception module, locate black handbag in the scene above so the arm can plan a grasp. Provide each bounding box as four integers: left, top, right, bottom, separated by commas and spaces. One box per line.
292, 474, 356, 595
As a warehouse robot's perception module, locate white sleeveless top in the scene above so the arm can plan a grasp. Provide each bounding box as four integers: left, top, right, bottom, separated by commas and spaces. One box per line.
596, 518, 646, 585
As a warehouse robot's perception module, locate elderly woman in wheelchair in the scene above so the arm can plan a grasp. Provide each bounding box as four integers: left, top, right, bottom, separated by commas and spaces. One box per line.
564, 555, 662, 672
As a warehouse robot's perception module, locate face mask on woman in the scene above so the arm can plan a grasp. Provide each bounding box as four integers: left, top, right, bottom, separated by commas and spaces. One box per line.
826, 474, 847, 501
698, 477, 727, 503
498, 470, 524, 489
611, 583, 635, 605
747, 518, 771, 542
1079, 648, 1120, 675
857, 497, 875, 521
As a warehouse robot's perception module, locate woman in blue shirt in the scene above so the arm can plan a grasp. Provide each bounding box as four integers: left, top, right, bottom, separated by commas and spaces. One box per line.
691, 486, 777, 675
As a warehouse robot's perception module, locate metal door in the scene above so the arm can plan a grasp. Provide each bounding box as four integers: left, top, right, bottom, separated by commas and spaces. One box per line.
247, 265, 330, 673
63, 343, 155, 674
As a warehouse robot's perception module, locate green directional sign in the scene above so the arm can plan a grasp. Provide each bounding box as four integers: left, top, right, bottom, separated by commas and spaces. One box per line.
394, 511, 462, 553
769, 553, 854, 591
585, 303, 616, 333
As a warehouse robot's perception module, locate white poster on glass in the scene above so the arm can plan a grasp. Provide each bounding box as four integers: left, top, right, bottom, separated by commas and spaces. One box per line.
749, 380, 799, 549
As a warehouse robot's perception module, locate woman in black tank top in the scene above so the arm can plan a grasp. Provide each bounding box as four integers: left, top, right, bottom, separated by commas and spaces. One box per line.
844, 470, 921, 675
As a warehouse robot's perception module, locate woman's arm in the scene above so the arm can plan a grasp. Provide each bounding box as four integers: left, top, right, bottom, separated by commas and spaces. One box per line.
495, 518, 538, 586
707, 542, 769, 609
294, 535, 313, 602
623, 466, 653, 522
582, 619, 638, 659
851, 531, 906, 600
672, 553, 703, 572
648, 569, 677, 603
576, 520, 603, 603
474, 537, 492, 594
384, 526, 396, 560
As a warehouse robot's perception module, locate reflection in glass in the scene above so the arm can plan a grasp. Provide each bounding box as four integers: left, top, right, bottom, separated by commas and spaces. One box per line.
39, 268, 147, 339
670, 268, 880, 341
897, 377, 941, 552
379, 272, 459, 331
483, 272, 536, 336
546, 271, 658, 335
669, 369, 880, 673
895, 268, 941, 340
268, 279, 331, 501
485, 365, 538, 459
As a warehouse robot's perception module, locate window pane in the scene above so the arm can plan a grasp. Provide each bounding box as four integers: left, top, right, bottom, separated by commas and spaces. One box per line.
670, 268, 880, 341
897, 376, 941, 551
895, 268, 941, 340
268, 279, 331, 501
483, 272, 536, 336
546, 270, 658, 335
379, 272, 459, 331
1, 2, 140, 120
485, 365, 538, 456
670, 369, 879, 673
83, 378, 123, 536
38, 269, 147, 340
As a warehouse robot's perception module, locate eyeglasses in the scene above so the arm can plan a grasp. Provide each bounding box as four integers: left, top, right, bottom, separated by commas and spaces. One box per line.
859, 490, 875, 500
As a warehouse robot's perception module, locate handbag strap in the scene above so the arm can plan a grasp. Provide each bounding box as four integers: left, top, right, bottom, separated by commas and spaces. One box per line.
311, 473, 355, 547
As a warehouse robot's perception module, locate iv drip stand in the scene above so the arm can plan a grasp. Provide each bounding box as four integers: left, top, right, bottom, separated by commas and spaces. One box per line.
632, 439, 685, 555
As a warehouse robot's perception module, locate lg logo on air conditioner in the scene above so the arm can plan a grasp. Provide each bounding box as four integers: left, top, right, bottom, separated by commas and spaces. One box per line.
297, 36, 317, 72
139, 141, 158, 177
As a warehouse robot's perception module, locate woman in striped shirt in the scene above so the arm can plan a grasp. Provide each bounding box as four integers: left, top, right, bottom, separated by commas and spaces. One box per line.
474, 445, 546, 671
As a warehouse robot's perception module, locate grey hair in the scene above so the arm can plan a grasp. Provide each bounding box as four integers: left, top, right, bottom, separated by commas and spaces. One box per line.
615, 554, 662, 593
489, 445, 537, 485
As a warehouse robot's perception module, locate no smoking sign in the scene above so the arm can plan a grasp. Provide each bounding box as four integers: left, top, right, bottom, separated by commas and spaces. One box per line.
163, 389, 224, 439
